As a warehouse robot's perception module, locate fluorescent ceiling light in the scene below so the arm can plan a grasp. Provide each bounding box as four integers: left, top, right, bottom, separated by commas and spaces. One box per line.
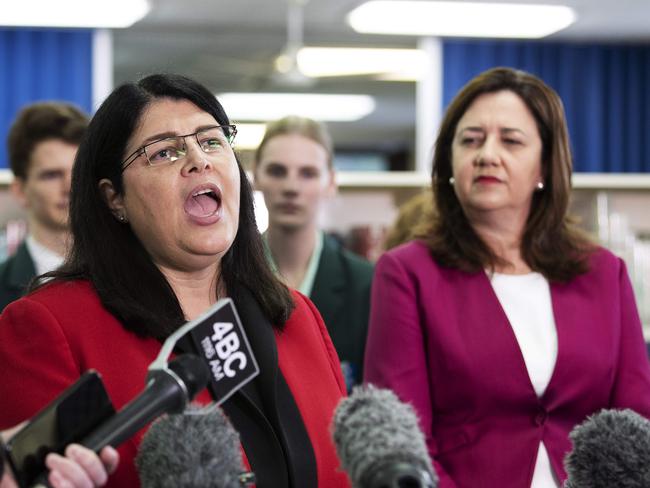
231, 123, 267, 151
347, 1, 576, 39
297, 47, 427, 80
0, 0, 150, 28
218, 93, 376, 122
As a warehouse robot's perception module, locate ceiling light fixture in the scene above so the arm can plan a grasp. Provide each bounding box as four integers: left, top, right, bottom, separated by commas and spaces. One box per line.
0, 0, 150, 28
296, 47, 428, 80
347, 1, 576, 39
230, 123, 267, 151
218, 93, 376, 122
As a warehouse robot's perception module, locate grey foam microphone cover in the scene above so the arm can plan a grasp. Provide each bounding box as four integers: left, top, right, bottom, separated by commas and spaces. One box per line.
332, 385, 437, 488
564, 408, 650, 488
136, 405, 245, 488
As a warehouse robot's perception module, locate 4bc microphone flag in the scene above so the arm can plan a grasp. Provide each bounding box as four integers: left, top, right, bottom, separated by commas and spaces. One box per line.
148, 298, 260, 407
187, 299, 260, 405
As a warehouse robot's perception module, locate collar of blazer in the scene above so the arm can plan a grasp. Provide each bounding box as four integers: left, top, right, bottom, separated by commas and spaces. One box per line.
3, 241, 37, 290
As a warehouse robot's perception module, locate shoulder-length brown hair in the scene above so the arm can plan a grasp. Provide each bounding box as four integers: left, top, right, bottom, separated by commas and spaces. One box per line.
421, 67, 594, 282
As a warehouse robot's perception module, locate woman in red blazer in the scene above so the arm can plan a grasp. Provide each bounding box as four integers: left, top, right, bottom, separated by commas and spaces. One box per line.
365, 67, 650, 487
0, 74, 349, 488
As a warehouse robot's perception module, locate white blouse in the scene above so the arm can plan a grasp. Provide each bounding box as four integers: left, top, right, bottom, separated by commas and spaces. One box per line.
490, 272, 559, 488
26, 234, 64, 276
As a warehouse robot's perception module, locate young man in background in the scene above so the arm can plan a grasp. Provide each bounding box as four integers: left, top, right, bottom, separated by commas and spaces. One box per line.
254, 116, 374, 390
0, 102, 88, 311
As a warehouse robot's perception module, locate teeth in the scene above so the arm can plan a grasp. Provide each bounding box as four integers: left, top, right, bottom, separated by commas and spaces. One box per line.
193, 189, 213, 197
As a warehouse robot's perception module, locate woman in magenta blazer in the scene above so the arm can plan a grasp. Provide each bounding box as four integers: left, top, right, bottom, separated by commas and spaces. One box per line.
364, 67, 650, 488
0, 74, 349, 488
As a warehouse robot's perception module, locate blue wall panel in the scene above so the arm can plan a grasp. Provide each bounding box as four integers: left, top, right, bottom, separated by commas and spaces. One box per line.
442, 41, 650, 173
0, 28, 93, 170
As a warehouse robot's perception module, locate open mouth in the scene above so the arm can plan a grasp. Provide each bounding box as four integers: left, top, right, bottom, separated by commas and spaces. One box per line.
184, 185, 222, 218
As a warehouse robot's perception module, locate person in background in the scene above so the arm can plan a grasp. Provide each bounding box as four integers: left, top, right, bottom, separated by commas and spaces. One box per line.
382, 189, 434, 251
1, 425, 118, 488
0, 75, 349, 487
364, 67, 650, 487
254, 116, 374, 390
0, 102, 88, 311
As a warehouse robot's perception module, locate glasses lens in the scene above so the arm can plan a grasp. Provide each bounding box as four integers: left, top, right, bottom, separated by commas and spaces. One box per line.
225, 125, 237, 144
145, 138, 186, 165
197, 126, 236, 153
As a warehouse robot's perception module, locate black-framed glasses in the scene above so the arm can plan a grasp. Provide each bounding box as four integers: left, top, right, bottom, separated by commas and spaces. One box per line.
121, 124, 237, 172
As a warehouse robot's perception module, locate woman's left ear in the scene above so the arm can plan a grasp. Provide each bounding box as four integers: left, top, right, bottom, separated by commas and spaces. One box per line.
98, 178, 127, 222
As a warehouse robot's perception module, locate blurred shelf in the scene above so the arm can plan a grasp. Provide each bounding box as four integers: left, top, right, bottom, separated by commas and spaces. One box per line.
572, 173, 650, 190
336, 171, 650, 190
336, 171, 430, 188
2, 168, 650, 189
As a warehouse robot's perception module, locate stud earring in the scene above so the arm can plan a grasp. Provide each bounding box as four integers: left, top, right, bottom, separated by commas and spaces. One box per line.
118, 214, 127, 223
449, 177, 455, 185
536, 181, 544, 191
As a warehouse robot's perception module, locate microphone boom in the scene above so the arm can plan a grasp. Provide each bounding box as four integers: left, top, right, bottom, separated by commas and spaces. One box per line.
82, 354, 209, 451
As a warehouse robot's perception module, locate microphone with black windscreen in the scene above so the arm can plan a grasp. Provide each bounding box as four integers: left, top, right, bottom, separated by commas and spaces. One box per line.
80, 354, 210, 452
136, 405, 254, 488
148, 297, 260, 407
332, 385, 438, 488
81, 295, 258, 452
564, 408, 650, 488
